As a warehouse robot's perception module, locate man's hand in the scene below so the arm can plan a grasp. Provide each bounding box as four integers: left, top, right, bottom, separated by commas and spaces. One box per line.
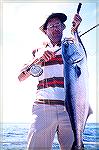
18, 50, 55, 81
71, 13, 82, 33
36, 50, 55, 65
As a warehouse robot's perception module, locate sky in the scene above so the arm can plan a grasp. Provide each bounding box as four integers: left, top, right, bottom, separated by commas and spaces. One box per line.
1, 2, 99, 123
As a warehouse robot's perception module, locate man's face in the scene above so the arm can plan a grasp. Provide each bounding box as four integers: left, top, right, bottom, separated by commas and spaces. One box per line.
45, 18, 64, 45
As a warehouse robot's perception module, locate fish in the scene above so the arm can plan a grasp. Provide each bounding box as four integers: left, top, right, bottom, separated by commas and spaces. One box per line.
62, 33, 92, 150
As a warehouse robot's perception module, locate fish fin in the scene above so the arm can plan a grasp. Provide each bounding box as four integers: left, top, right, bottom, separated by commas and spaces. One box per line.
75, 65, 81, 77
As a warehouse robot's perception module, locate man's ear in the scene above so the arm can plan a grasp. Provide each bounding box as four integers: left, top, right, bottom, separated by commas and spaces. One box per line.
39, 25, 47, 34
43, 30, 47, 34
62, 23, 66, 30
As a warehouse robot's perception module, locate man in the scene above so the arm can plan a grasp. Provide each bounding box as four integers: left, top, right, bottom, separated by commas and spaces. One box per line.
18, 13, 92, 150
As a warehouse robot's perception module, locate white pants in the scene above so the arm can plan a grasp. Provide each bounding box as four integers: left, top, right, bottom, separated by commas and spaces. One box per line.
27, 104, 74, 150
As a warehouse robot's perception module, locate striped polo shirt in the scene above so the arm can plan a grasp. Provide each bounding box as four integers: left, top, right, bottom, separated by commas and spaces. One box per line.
33, 43, 65, 101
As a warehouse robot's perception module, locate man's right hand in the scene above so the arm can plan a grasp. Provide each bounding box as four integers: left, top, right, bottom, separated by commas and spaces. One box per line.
18, 50, 55, 81
37, 50, 55, 65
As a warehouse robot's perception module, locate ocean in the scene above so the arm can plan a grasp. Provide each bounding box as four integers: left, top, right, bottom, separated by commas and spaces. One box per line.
1, 123, 99, 150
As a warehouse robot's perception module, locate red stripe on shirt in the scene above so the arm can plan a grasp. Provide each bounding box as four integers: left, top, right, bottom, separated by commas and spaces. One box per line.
41, 55, 63, 66
37, 77, 64, 89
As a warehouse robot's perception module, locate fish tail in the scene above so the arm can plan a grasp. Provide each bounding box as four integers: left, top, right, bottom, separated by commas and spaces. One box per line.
71, 141, 84, 150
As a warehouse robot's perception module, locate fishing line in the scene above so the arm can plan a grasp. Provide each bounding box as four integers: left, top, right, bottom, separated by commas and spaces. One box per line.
79, 24, 99, 56
80, 24, 99, 37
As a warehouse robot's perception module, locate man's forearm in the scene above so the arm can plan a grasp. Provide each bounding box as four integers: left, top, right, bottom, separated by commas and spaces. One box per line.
18, 70, 31, 82
18, 64, 31, 82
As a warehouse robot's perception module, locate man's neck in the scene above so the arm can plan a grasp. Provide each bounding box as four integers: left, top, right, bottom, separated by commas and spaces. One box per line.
51, 40, 61, 47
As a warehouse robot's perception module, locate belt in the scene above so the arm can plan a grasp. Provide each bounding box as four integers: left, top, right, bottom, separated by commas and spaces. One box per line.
34, 99, 65, 106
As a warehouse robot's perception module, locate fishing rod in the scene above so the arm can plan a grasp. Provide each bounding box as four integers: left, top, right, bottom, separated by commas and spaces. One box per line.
24, 3, 98, 77
25, 2, 81, 77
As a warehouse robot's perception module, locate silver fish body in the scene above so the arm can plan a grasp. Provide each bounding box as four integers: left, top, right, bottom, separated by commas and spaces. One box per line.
62, 37, 92, 149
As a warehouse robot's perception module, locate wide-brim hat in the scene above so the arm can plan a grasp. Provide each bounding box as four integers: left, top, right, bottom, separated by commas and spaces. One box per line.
39, 13, 67, 33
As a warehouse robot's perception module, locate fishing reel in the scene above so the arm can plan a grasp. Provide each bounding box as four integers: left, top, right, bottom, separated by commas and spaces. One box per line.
26, 47, 62, 77
25, 60, 43, 77
29, 64, 43, 77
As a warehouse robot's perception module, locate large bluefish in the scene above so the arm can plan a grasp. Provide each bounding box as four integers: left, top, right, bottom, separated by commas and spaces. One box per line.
62, 33, 92, 149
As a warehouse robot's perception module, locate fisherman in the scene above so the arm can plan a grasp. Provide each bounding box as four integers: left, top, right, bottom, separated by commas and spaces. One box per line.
18, 12, 92, 150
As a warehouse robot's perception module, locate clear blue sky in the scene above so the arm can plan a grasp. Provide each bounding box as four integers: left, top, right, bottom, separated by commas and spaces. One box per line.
1, 2, 98, 123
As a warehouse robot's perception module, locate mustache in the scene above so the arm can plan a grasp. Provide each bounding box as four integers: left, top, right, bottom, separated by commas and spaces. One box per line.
52, 30, 61, 35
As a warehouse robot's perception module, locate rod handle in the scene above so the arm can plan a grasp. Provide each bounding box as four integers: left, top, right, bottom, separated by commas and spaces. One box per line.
77, 3, 82, 14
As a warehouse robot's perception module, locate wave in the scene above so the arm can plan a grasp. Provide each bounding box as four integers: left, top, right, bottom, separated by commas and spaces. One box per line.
1, 123, 99, 150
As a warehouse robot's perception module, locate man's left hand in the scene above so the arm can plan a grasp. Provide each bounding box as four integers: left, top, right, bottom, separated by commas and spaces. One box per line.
71, 13, 82, 33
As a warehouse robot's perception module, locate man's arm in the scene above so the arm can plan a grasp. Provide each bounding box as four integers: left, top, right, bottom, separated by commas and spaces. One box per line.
18, 65, 31, 82
18, 49, 55, 81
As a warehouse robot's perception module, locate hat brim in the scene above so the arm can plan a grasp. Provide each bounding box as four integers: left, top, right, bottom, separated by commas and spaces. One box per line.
39, 13, 67, 33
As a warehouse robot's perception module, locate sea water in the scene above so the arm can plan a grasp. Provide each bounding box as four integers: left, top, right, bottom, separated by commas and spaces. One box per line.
1, 123, 99, 150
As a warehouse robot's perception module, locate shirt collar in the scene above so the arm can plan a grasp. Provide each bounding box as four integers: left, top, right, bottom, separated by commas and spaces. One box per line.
43, 41, 61, 48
